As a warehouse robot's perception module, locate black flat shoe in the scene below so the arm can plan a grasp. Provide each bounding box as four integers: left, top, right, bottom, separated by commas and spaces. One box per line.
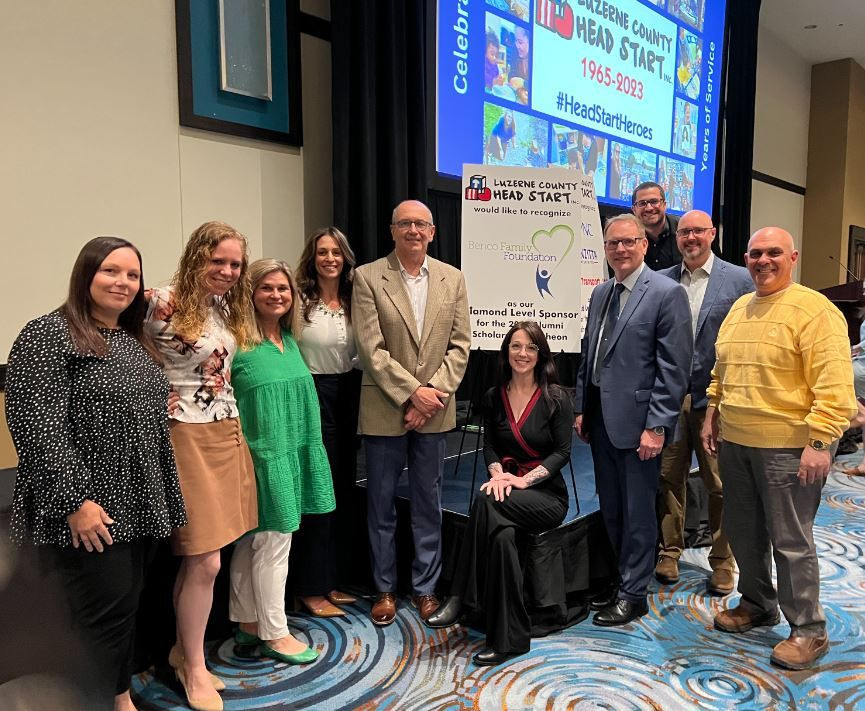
592, 599, 649, 627
472, 648, 525, 666
425, 595, 462, 628
589, 587, 618, 611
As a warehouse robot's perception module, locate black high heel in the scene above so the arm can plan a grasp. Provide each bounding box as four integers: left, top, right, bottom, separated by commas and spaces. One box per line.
425, 596, 462, 628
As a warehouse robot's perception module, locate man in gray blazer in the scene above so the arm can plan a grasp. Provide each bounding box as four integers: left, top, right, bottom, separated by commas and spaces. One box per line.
574, 213, 692, 626
655, 210, 754, 594
352, 199, 471, 626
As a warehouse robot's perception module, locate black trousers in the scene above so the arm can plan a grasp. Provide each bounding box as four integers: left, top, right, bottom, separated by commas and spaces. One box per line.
450, 480, 568, 653
289, 369, 361, 595
40, 539, 156, 695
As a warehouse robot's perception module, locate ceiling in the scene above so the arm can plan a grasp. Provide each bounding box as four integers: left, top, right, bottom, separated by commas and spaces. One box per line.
759, 0, 865, 69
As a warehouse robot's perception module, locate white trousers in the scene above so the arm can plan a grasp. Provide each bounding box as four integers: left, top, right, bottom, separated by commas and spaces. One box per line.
228, 531, 292, 640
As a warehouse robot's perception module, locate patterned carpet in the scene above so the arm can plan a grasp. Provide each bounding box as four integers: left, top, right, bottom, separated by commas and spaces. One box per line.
133, 459, 865, 710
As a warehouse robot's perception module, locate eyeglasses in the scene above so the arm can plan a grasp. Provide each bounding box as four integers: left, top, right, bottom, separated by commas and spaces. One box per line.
633, 198, 664, 209
676, 226, 713, 238
603, 236, 645, 250
393, 219, 433, 231
509, 343, 539, 354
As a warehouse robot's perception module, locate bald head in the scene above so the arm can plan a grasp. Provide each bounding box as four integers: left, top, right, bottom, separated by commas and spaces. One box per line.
675, 210, 715, 269
747, 226, 794, 253
391, 199, 436, 268
745, 226, 798, 296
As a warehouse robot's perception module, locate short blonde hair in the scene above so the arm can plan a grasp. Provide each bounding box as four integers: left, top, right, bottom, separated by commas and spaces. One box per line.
603, 213, 646, 240
246, 258, 302, 346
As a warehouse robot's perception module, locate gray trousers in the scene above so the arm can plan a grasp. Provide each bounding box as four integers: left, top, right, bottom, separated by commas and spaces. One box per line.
719, 441, 826, 636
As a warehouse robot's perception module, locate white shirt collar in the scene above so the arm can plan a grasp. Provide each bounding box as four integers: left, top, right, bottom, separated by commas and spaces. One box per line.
683, 251, 715, 277
617, 261, 645, 291
398, 255, 429, 278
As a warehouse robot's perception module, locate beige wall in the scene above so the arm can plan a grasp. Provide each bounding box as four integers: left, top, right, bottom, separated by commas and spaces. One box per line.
801, 59, 865, 289
749, 25, 811, 275
0, 394, 15, 469
0, 1, 333, 465
0, 0, 332, 359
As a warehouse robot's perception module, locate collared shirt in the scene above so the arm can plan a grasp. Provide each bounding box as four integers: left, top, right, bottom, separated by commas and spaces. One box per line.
592, 262, 645, 384
398, 256, 430, 338
645, 215, 681, 271
679, 252, 714, 336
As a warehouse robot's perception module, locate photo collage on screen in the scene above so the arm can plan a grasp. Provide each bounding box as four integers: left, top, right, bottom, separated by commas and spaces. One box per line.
482, 1, 548, 169
474, 0, 712, 212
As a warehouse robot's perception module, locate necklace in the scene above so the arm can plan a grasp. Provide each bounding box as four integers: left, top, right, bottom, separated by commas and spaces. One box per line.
317, 301, 344, 318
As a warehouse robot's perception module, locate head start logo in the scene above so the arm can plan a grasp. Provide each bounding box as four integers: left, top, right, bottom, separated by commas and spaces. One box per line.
465, 175, 491, 201
536, 0, 573, 40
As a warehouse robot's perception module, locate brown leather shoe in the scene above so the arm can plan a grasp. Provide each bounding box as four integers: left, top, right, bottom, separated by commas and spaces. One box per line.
411, 594, 440, 621
654, 556, 679, 584
371, 593, 397, 626
707, 568, 735, 596
770, 632, 829, 670
714, 604, 780, 633
327, 590, 358, 606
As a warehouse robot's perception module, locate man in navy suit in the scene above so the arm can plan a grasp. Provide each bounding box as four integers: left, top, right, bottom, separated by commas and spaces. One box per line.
655, 210, 754, 594
574, 214, 693, 626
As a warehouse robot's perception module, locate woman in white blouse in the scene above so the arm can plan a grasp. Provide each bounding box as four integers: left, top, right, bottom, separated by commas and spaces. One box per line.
291, 227, 362, 616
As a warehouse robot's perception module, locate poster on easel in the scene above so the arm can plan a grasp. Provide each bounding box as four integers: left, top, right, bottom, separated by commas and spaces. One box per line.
460, 163, 605, 352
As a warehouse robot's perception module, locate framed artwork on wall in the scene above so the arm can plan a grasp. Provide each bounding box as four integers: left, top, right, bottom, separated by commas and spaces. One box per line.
175, 0, 302, 146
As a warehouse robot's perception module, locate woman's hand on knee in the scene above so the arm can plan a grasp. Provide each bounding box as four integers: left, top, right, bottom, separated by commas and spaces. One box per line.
67, 500, 114, 552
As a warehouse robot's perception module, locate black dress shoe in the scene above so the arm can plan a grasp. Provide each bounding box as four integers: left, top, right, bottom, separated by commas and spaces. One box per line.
425, 595, 462, 628
589, 587, 618, 611
592, 599, 649, 627
472, 648, 526, 666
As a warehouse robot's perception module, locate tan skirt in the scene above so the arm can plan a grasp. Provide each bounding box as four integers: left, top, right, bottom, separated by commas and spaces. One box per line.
169, 418, 258, 556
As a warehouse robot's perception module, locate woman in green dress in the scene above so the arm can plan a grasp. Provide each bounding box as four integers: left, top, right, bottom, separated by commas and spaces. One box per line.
228, 258, 335, 665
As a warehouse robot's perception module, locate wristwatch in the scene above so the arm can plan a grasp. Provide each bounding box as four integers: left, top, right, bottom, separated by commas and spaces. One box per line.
652, 426, 665, 436
808, 439, 828, 451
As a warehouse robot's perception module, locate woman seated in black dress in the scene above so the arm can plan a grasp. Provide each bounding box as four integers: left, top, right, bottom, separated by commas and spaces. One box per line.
426, 321, 572, 665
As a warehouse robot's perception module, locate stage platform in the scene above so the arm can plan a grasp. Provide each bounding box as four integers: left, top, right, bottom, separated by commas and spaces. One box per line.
357, 431, 600, 523
356, 432, 614, 637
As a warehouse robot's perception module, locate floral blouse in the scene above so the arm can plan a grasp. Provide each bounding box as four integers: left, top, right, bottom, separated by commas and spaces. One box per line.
145, 286, 239, 423
5, 310, 187, 547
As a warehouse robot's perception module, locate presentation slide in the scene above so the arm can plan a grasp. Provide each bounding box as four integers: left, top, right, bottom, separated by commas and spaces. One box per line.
436, 0, 726, 214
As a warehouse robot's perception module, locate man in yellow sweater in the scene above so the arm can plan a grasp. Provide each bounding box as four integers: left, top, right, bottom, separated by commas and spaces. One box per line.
701, 226, 856, 670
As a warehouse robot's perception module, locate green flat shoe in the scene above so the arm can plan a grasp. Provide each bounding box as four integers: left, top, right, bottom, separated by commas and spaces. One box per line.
234, 629, 261, 645
260, 643, 318, 665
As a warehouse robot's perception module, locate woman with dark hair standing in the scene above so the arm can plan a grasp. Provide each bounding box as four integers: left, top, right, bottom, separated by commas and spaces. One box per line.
5, 237, 187, 711
146, 221, 257, 711
291, 227, 361, 616
426, 321, 572, 666
229, 259, 334, 664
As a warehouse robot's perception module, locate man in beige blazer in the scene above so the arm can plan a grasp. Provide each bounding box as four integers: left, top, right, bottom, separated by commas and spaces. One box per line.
352, 199, 471, 626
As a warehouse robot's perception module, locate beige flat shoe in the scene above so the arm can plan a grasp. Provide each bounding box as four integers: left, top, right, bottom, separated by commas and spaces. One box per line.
168, 643, 226, 692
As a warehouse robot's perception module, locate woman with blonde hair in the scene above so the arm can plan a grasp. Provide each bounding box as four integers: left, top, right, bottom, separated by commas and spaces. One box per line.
146, 221, 258, 711
229, 259, 335, 663
292, 227, 361, 616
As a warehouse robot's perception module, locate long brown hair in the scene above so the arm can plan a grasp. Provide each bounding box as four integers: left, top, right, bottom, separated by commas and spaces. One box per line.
498, 321, 565, 412
295, 227, 356, 323
245, 259, 302, 346
170, 221, 254, 346
60, 236, 157, 359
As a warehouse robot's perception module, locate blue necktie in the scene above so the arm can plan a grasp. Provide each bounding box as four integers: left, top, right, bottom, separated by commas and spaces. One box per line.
594, 283, 624, 384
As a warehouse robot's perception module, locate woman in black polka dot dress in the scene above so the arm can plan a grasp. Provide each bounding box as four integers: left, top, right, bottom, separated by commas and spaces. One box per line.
5, 237, 187, 711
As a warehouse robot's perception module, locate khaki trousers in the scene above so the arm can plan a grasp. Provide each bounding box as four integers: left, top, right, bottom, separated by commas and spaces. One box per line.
658, 395, 733, 571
